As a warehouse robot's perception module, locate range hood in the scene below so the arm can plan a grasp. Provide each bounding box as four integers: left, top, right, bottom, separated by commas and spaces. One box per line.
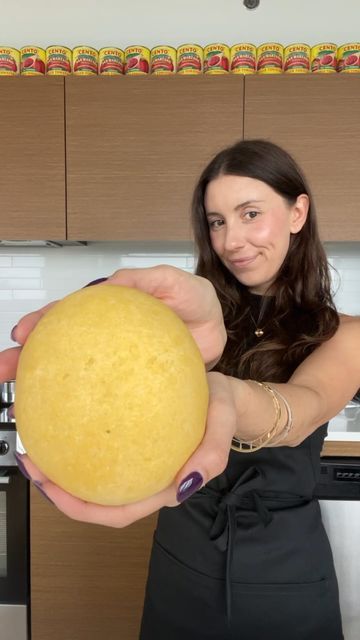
0, 240, 88, 247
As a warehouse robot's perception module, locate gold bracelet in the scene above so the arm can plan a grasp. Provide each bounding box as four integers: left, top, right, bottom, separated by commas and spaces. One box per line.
231, 381, 282, 453
267, 386, 293, 444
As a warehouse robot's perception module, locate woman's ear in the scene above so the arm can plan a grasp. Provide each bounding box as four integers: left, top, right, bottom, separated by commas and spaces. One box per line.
290, 194, 309, 234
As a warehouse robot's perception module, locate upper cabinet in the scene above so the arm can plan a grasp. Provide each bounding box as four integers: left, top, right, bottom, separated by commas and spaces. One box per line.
243, 75, 360, 241
0, 77, 66, 239
65, 76, 244, 240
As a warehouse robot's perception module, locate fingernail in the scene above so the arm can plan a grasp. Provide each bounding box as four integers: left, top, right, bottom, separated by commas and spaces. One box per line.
11, 325, 18, 342
84, 277, 108, 288
176, 471, 203, 503
33, 480, 54, 505
14, 452, 31, 481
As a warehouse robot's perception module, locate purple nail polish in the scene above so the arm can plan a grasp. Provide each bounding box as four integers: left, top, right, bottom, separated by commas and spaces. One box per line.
176, 471, 203, 503
11, 325, 18, 342
83, 277, 108, 288
14, 452, 31, 481
33, 481, 54, 505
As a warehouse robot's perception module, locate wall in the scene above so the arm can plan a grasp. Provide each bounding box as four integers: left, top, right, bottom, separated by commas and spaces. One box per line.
0, 241, 359, 352
3, 0, 360, 49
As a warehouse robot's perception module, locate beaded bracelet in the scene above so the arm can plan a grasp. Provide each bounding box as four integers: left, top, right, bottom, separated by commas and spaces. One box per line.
231, 381, 282, 453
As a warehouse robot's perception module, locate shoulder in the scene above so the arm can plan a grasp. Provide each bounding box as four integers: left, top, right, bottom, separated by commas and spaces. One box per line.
335, 313, 360, 342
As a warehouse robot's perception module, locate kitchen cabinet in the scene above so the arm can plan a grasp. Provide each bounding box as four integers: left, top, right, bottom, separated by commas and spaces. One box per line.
0, 77, 66, 239
30, 485, 157, 640
65, 75, 244, 240
243, 74, 360, 241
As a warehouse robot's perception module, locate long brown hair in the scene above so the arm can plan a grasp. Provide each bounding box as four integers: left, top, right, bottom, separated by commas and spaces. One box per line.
191, 139, 339, 382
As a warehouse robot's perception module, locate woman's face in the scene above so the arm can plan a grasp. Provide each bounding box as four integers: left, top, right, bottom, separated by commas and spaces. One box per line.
204, 175, 309, 294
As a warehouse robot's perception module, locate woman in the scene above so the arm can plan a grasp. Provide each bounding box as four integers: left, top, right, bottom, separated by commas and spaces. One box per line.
2, 140, 360, 639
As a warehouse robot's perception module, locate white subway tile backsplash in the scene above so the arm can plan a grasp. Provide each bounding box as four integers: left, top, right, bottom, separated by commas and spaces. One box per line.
0, 241, 358, 353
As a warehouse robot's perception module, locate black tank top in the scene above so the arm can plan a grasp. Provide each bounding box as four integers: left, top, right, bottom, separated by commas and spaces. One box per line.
155, 295, 332, 622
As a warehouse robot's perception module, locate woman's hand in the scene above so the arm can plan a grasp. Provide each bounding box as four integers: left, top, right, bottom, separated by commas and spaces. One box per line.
0, 265, 226, 386
106, 265, 227, 368
16, 371, 237, 527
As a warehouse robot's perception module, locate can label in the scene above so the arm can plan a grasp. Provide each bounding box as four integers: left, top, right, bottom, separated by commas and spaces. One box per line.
151, 45, 176, 74
284, 43, 310, 73
311, 43, 337, 73
46, 46, 72, 75
177, 44, 203, 74
0, 47, 20, 75
257, 43, 283, 74
230, 43, 256, 74
337, 43, 360, 73
73, 46, 98, 75
20, 46, 46, 75
99, 47, 125, 75
125, 46, 150, 74
204, 43, 230, 74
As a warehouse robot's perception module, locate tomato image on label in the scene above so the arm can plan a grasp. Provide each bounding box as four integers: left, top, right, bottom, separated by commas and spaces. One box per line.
346, 54, 358, 65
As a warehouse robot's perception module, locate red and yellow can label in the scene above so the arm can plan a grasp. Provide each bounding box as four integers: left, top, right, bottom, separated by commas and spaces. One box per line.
257, 43, 283, 74
0, 47, 20, 75
311, 43, 337, 73
125, 46, 150, 74
151, 45, 176, 75
284, 43, 310, 73
20, 46, 46, 75
230, 43, 256, 74
46, 46, 72, 75
72, 46, 98, 75
337, 43, 360, 73
204, 43, 230, 74
177, 44, 203, 74
98, 47, 124, 75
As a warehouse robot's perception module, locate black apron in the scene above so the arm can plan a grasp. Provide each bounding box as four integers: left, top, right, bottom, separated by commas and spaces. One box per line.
139, 424, 344, 639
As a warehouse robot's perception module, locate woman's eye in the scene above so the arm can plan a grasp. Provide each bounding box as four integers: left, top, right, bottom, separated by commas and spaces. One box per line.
209, 219, 224, 229
244, 211, 259, 220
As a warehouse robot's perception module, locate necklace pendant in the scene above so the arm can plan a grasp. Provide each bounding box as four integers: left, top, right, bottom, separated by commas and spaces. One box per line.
254, 328, 264, 337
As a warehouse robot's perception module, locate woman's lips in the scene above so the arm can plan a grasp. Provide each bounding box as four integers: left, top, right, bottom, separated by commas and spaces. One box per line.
228, 256, 257, 268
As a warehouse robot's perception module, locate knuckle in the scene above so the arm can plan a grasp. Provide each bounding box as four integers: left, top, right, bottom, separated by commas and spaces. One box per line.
205, 449, 228, 477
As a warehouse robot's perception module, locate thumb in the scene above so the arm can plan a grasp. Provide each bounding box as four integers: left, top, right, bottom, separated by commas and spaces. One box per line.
175, 375, 237, 503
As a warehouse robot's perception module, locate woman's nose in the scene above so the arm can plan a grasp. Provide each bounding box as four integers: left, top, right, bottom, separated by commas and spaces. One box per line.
224, 225, 246, 251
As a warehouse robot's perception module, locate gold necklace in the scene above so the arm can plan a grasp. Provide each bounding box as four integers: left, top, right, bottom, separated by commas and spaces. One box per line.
249, 296, 270, 338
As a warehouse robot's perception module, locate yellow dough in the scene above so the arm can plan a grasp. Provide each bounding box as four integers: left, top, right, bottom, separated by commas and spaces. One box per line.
15, 285, 208, 505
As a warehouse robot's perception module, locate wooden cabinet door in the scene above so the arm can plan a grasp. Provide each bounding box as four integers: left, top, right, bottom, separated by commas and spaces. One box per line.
66, 76, 244, 240
244, 75, 360, 241
0, 77, 66, 239
30, 486, 157, 640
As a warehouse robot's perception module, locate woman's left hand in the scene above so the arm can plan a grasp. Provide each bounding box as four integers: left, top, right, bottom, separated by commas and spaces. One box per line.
17, 371, 237, 527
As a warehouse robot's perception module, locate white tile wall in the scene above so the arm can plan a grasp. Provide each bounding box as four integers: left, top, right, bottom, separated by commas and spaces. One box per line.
0, 241, 359, 352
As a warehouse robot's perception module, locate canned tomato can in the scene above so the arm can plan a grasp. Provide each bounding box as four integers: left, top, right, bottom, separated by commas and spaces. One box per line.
310, 43, 337, 73
72, 46, 98, 75
257, 43, 283, 74
98, 47, 125, 75
0, 47, 20, 75
204, 43, 230, 74
337, 43, 360, 73
46, 45, 72, 75
284, 43, 310, 73
151, 45, 176, 74
230, 43, 256, 74
20, 46, 46, 75
177, 43, 203, 74
124, 45, 150, 74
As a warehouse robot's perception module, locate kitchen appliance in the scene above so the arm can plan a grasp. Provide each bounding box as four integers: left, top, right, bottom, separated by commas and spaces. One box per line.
0, 381, 30, 640
315, 396, 360, 640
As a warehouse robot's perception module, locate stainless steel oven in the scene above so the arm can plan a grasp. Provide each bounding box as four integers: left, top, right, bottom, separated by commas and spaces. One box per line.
0, 382, 30, 640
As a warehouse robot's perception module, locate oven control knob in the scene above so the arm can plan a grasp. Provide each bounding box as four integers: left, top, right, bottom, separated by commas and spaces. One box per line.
0, 440, 9, 455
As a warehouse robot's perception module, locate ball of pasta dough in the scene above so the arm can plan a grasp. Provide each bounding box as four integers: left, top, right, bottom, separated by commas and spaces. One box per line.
15, 285, 208, 505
